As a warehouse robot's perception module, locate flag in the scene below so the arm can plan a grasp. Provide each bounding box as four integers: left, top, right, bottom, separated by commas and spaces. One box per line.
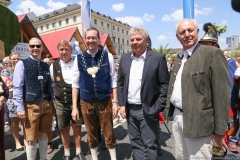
81, 0, 92, 31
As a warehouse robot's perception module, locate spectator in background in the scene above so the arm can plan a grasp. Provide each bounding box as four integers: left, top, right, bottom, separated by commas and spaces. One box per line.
2, 56, 9, 69
2, 53, 24, 151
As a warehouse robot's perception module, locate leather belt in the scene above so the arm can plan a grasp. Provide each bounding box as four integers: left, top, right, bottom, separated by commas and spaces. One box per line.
127, 103, 142, 107
176, 107, 183, 112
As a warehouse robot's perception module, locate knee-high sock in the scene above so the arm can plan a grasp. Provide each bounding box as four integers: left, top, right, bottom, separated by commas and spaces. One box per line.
64, 148, 70, 156
108, 148, 117, 160
90, 146, 98, 160
26, 144, 37, 160
38, 139, 48, 160
76, 147, 82, 155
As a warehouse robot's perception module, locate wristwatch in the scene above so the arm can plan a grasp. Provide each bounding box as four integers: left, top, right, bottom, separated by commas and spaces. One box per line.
112, 100, 118, 104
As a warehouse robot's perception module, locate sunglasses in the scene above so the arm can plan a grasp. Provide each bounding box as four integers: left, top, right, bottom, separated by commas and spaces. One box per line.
29, 45, 41, 48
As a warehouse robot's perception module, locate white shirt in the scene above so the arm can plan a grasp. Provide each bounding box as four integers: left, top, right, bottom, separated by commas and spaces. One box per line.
50, 58, 74, 88
72, 50, 117, 88
170, 43, 197, 109
127, 50, 146, 104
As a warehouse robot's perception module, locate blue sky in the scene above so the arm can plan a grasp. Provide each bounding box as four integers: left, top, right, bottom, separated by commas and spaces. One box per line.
8, 0, 240, 50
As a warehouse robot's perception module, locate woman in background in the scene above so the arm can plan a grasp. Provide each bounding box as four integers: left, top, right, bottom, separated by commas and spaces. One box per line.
1, 52, 23, 151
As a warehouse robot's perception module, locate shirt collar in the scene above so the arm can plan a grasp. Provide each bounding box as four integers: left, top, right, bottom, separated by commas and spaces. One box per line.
87, 49, 99, 57
60, 58, 73, 66
131, 49, 147, 60
30, 55, 41, 62
178, 43, 198, 58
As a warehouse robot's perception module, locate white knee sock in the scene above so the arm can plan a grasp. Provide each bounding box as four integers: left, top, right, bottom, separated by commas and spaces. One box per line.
90, 146, 98, 160
108, 148, 117, 160
26, 144, 37, 160
38, 139, 48, 160
64, 148, 70, 156
76, 147, 81, 155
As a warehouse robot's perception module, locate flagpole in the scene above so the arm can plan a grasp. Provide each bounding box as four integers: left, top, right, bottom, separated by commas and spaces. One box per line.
183, 0, 194, 19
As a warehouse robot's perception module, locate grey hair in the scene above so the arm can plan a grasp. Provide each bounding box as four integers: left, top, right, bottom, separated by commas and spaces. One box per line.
175, 19, 199, 34
57, 40, 72, 50
3, 56, 9, 62
129, 26, 149, 39
29, 37, 43, 45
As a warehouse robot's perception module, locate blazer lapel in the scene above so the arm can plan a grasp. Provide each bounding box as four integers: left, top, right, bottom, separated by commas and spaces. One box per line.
125, 53, 132, 90
141, 51, 152, 89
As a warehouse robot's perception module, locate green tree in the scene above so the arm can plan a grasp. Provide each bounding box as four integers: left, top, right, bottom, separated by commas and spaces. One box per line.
153, 43, 177, 59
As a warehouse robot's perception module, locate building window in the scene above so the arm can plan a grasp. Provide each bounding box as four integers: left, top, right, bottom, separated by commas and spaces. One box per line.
66, 18, 69, 24
52, 22, 55, 28
126, 31, 128, 35
35, 27, 38, 31
107, 24, 109, 29
59, 20, 62, 26
41, 26, 43, 31
118, 38, 120, 44
122, 39, 124, 45
73, 16, 77, 22
127, 40, 129, 45
101, 21, 104, 27
117, 28, 119, 32
112, 26, 115, 30
112, 37, 116, 43
122, 29, 124, 33
94, 19, 97, 25
46, 24, 49, 29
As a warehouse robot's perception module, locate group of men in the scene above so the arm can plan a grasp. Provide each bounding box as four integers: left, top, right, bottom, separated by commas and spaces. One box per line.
0, 18, 232, 160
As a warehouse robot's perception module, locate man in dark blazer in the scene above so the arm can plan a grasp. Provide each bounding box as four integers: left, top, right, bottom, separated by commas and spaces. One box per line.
117, 26, 169, 160
166, 19, 229, 159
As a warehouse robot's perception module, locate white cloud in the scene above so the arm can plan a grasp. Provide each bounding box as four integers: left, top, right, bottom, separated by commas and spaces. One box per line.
15, 0, 68, 16
221, 20, 228, 26
157, 35, 167, 41
112, 3, 124, 12
162, 9, 183, 22
162, 7, 213, 22
195, 7, 212, 16
115, 16, 144, 26
143, 13, 155, 22
46, 0, 67, 10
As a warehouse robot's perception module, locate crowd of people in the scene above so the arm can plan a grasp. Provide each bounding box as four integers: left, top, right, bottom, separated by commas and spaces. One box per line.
0, 19, 240, 160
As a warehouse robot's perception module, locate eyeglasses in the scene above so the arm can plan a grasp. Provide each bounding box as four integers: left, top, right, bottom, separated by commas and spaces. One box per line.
29, 45, 41, 48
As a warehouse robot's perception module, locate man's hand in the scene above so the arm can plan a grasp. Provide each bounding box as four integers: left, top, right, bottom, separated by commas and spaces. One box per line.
17, 111, 26, 121
120, 106, 126, 119
112, 103, 118, 117
235, 67, 240, 79
212, 133, 228, 152
71, 107, 79, 122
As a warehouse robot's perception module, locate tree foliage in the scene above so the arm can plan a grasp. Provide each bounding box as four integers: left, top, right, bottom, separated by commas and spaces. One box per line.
153, 43, 177, 59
